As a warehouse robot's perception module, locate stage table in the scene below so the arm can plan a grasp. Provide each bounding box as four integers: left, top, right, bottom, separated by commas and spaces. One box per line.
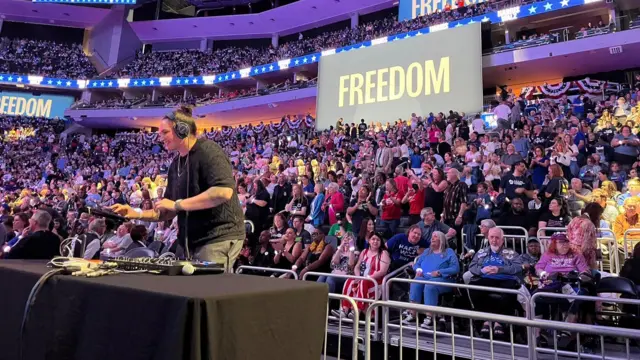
0, 260, 327, 360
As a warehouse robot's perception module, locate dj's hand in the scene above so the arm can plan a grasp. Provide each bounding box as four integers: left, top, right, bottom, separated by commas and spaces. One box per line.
110, 204, 138, 219
154, 199, 176, 213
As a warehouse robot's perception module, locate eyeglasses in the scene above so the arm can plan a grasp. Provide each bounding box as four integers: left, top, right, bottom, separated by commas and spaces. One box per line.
311, 233, 321, 237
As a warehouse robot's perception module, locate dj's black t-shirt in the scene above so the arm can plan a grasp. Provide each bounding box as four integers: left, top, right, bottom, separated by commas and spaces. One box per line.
165, 139, 245, 250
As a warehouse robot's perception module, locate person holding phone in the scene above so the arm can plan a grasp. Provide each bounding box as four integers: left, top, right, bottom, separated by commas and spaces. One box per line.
346, 185, 378, 235
402, 170, 426, 225
273, 228, 303, 277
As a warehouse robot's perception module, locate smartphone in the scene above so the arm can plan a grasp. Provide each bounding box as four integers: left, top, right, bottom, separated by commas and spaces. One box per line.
412, 184, 419, 191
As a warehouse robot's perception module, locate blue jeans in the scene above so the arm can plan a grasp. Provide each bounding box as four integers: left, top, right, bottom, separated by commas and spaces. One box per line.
409, 277, 453, 305
317, 275, 346, 294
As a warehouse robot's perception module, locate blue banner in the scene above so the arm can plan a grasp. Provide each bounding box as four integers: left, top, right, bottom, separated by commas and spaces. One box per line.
0, 91, 74, 118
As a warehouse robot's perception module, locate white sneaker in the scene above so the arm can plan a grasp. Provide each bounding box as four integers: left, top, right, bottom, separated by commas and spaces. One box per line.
402, 313, 416, 324
420, 316, 434, 329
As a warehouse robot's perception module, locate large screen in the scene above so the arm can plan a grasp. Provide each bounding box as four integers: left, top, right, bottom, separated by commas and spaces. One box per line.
0, 91, 74, 118
398, 0, 488, 21
316, 23, 483, 130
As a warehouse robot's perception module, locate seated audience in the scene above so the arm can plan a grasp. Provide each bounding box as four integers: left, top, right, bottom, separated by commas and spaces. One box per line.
318, 232, 357, 294
295, 229, 335, 280
403, 231, 459, 328
334, 233, 390, 319
5, 210, 60, 260
468, 227, 523, 337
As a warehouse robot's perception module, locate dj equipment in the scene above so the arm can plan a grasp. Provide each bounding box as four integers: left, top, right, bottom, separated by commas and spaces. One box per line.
86, 205, 128, 223
106, 256, 224, 276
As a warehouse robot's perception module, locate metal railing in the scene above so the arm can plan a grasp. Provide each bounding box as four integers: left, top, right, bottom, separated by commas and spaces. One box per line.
303, 271, 380, 339
364, 300, 640, 360
472, 226, 529, 255
598, 235, 620, 274
235, 265, 299, 279
536, 227, 568, 252
322, 294, 360, 360
623, 229, 640, 258
386, 277, 531, 315
529, 291, 640, 359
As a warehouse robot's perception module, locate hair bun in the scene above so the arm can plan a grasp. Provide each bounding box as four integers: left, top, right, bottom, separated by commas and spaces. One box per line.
177, 105, 193, 117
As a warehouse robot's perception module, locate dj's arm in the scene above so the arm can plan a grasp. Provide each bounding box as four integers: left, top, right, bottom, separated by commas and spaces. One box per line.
110, 204, 175, 222
175, 186, 233, 211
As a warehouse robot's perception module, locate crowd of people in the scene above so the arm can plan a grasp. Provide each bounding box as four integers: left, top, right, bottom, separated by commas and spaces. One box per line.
2, 82, 640, 346
0, 37, 97, 79
112, 0, 510, 78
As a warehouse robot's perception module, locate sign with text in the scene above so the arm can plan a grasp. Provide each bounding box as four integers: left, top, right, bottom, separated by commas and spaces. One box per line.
0, 91, 74, 118
399, 0, 487, 21
316, 23, 483, 130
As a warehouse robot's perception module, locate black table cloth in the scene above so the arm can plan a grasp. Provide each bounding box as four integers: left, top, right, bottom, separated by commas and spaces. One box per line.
0, 260, 328, 360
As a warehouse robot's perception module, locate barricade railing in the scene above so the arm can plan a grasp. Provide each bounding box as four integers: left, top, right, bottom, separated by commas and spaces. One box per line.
364, 300, 640, 360
623, 229, 640, 258
382, 262, 414, 301
383, 277, 533, 359
385, 277, 531, 316
303, 271, 380, 339
463, 227, 528, 254
536, 227, 568, 252
235, 265, 299, 280
597, 236, 620, 274
476, 226, 529, 254
529, 291, 640, 359
530, 291, 640, 322
323, 294, 360, 360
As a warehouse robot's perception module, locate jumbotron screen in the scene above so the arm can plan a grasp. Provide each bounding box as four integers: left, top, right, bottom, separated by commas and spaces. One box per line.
316, 23, 483, 130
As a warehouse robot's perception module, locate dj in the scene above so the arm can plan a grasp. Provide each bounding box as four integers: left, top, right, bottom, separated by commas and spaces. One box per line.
111, 106, 245, 269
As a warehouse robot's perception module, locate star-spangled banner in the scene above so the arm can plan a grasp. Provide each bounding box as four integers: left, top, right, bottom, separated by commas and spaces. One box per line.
7, 0, 596, 91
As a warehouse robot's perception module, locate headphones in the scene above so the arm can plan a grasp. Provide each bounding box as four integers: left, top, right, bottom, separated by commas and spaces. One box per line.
165, 110, 194, 140
173, 120, 192, 140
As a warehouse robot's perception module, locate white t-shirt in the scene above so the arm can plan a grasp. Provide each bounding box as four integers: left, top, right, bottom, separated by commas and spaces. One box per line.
472, 118, 486, 134
493, 104, 511, 120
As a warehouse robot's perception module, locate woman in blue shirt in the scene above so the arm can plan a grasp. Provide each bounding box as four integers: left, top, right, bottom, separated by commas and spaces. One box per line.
529, 146, 549, 190
402, 231, 459, 329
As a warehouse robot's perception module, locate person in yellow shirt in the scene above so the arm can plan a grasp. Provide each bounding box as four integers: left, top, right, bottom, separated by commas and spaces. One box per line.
613, 196, 640, 254
296, 159, 306, 179
270, 154, 281, 174
311, 159, 320, 181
